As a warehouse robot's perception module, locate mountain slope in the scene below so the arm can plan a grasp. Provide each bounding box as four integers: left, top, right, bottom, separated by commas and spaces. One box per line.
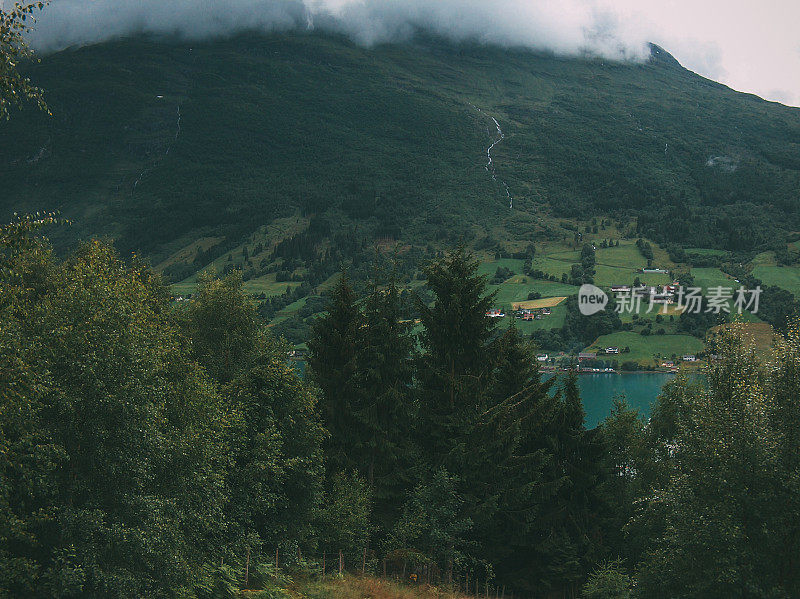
1, 31, 799, 265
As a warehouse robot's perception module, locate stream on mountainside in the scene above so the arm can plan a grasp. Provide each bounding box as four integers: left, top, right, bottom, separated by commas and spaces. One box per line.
472, 105, 513, 209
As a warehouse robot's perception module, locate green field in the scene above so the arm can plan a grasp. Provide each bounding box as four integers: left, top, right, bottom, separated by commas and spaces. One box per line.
752, 265, 800, 297
691, 267, 735, 291
530, 255, 575, 279
685, 247, 729, 257
477, 258, 525, 277
587, 331, 705, 366
503, 304, 567, 332
487, 278, 577, 309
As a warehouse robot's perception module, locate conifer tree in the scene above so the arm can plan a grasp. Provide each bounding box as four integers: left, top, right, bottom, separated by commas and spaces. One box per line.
527, 372, 605, 596
470, 323, 557, 588
307, 272, 363, 474
415, 246, 497, 464
356, 278, 417, 532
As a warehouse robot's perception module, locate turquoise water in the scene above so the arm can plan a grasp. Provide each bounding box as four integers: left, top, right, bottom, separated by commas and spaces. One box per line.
294, 360, 677, 429
544, 373, 678, 428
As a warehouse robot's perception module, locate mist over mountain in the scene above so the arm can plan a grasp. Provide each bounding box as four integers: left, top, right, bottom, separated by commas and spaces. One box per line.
31, 0, 650, 60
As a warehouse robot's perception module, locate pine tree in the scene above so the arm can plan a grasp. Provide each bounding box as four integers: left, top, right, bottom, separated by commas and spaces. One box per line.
597, 398, 646, 563
528, 372, 605, 596
416, 246, 497, 464
470, 322, 558, 589
307, 272, 363, 474
356, 278, 417, 532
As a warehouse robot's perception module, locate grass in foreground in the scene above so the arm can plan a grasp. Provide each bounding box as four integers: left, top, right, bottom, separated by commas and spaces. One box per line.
290, 574, 472, 599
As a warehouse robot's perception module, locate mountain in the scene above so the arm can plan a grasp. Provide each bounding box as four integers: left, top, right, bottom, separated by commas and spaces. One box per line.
1, 31, 799, 273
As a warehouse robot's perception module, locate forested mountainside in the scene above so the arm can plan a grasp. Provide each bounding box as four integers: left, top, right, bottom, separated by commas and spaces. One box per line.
1, 31, 799, 270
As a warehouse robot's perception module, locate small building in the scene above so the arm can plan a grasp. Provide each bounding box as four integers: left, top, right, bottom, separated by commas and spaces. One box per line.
536, 354, 549, 362
682, 355, 697, 362
486, 309, 505, 318
604, 346, 620, 354
542, 308, 551, 315
578, 352, 597, 361
661, 361, 674, 368
610, 285, 631, 293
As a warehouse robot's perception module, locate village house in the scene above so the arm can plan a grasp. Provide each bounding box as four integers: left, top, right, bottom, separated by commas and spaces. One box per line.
486, 309, 505, 318
682, 355, 697, 362
578, 352, 597, 361
604, 346, 620, 354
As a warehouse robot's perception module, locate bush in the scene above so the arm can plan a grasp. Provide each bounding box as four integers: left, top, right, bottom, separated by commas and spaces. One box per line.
581, 560, 632, 599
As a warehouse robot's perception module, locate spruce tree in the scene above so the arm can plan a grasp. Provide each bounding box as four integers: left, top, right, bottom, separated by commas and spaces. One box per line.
416, 246, 497, 464
470, 323, 558, 589
356, 278, 417, 532
307, 273, 363, 474
526, 372, 605, 597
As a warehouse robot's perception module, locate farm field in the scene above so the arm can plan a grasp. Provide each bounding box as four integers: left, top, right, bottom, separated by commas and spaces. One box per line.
587, 331, 705, 367
752, 265, 800, 297
512, 296, 567, 310
691, 267, 736, 291
477, 258, 525, 277
594, 264, 672, 287
497, 304, 567, 332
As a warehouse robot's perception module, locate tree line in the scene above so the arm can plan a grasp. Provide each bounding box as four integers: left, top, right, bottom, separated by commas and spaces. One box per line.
2, 218, 800, 598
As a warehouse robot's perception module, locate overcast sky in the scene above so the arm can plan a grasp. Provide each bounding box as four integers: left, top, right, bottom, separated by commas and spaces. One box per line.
18, 0, 800, 107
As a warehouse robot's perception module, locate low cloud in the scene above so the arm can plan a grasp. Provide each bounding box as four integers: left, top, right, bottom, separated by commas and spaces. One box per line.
23, 0, 800, 106
28, 0, 651, 61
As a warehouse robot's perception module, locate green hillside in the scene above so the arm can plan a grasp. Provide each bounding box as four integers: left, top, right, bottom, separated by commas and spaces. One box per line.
2, 31, 800, 267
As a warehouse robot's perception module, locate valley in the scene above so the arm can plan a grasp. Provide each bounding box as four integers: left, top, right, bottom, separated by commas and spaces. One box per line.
2, 30, 799, 415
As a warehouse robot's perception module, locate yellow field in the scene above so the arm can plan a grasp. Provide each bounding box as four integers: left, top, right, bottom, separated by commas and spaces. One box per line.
512, 296, 567, 310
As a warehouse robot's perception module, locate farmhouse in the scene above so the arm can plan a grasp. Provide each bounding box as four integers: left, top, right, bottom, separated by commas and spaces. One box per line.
604, 346, 620, 354
536, 354, 549, 362
682, 355, 697, 362
486, 309, 505, 318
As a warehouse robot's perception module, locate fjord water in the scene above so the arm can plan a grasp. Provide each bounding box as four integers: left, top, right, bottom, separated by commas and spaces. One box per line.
545, 373, 678, 427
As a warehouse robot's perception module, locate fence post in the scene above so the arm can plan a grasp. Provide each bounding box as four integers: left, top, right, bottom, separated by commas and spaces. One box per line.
245, 546, 250, 588
382, 558, 386, 578
362, 547, 366, 575
339, 550, 343, 576
322, 551, 326, 577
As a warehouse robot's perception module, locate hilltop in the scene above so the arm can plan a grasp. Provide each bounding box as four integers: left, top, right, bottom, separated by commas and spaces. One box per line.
1, 31, 799, 264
